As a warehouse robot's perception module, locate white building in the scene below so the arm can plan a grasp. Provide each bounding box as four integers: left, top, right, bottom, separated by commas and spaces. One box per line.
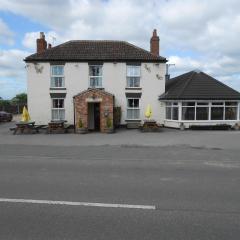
25, 30, 240, 131
25, 30, 167, 132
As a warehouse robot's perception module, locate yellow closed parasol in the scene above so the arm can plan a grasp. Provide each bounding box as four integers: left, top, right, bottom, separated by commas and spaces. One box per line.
21, 106, 31, 122
145, 104, 152, 119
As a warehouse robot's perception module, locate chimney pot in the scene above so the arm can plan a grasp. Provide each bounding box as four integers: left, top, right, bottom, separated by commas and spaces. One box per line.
153, 29, 157, 36
48, 43, 52, 49
36, 32, 47, 54
40, 32, 45, 39
150, 29, 160, 56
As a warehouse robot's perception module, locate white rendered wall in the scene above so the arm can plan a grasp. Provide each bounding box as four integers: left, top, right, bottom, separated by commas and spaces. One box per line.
27, 62, 166, 125
27, 63, 51, 125
140, 63, 166, 123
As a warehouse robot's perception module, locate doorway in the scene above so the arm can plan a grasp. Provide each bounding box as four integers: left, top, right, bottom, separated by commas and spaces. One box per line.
88, 102, 100, 131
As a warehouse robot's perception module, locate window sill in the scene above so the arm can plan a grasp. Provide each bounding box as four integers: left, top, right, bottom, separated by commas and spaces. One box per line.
125, 87, 142, 90
88, 86, 104, 89
50, 88, 66, 90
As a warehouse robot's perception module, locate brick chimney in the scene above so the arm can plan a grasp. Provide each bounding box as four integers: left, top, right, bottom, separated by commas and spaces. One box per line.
36, 32, 47, 54
150, 29, 159, 56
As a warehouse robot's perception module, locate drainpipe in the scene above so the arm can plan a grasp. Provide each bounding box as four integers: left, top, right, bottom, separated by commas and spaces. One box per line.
73, 98, 76, 133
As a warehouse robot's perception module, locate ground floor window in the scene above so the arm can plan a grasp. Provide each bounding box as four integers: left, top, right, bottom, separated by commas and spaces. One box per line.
225, 102, 238, 120
182, 102, 195, 120
211, 107, 224, 120
52, 98, 65, 120
127, 98, 140, 119
166, 102, 179, 120
166, 101, 239, 121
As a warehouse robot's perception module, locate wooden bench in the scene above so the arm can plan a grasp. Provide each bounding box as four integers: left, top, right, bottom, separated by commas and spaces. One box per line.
47, 121, 66, 134
11, 121, 36, 135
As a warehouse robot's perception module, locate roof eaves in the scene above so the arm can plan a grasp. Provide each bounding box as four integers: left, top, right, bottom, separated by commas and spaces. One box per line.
24, 58, 167, 63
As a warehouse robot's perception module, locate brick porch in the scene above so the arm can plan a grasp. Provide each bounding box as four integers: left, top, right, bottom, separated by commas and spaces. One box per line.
74, 89, 114, 133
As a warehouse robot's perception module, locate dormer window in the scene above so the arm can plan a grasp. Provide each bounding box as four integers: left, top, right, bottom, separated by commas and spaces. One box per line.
51, 65, 65, 88
127, 65, 140, 88
89, 65, 102, 88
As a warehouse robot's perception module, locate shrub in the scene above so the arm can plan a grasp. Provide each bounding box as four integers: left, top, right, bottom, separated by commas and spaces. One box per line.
113, 106, 121, 128
106, 116, 113, 129
78, 118, 84, 128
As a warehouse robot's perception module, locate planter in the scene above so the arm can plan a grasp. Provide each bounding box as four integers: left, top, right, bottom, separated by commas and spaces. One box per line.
180, 122, 185, 131
76, 128, 88, 134
104, 128, 115, 134
233, 123, 240, 131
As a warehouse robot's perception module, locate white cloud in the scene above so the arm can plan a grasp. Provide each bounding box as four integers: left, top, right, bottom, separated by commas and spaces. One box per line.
0, 49, 29, 76
0, 18, 14, 45
0, 49, 30, 98
22, 31, 59, 50
3, 0, 240, 57
0, 0, 240, 95
168, 54, 240, 91
0, 0, 72, 30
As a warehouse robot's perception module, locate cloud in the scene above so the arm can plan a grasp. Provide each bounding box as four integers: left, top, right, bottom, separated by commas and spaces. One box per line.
0, 49, 30, 98
22, 31, 59, 50
0, 0, 72, 30
0, 18, 14, 45
168, 54, 240, 90
2, 0, 240, 57
0, 49, 29, 76
0, 0, 240, 96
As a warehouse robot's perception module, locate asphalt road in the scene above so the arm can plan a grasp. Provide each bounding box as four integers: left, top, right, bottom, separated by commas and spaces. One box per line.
0, 143, 240, 239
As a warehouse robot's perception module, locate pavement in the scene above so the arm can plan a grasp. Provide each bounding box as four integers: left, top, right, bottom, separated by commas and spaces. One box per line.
0, 121, 240, 150
0, 121, 240, 239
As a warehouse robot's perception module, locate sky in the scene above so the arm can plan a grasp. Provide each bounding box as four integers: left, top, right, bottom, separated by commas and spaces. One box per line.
0, 0, 240, 99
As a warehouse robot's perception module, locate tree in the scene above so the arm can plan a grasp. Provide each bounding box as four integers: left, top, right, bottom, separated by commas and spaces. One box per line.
11, 93, 27, 105
10, 93, 27, 114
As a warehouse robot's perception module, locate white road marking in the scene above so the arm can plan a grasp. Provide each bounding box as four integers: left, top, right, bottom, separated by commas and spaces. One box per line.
0, 198, 156, 210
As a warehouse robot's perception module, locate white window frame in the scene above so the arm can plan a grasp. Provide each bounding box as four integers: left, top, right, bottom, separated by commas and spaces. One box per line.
51, 98, 65, 121
89, 65, 103, 88
210, 102, 224, 121
165, 102, 179, 120
126, 65, 141, 88
126, 98, 140, 120
181, 102, 196, 121
196, 102, 210, 121
50, 65, 65, 88
165, 100, 240, 122
223, 101, 238, 120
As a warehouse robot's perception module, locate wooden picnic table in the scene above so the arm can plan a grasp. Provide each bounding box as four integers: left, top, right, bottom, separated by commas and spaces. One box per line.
11, 121, 40, 135
47, 120, 68, 133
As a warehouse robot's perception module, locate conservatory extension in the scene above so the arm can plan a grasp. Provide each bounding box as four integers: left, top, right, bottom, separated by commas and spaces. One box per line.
159, 71, 240, 129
